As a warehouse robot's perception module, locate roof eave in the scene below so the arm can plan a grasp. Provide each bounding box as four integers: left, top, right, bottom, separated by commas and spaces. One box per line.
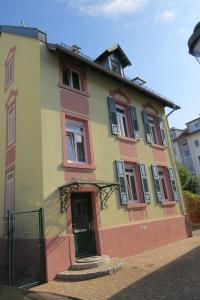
48, 43, 180, 110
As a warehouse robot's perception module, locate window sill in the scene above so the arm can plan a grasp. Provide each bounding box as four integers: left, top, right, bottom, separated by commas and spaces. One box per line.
127, 202, 147, 209
63, 162, 96, 171
117, 135, 137, 144
151, 143, 166, 150
58, 83, 89, 97
161, 200, 176, 207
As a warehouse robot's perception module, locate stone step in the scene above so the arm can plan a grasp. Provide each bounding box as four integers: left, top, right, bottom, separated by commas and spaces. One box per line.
71, 255, 110, 271
56, 257, 123, 281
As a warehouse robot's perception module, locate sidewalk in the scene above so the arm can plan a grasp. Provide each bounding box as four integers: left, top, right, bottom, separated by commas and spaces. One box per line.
32, 232, 200, 300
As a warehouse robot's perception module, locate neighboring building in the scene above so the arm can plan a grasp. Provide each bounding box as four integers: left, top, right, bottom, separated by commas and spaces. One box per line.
170, 117, 200, 177
0, 25, 190, 285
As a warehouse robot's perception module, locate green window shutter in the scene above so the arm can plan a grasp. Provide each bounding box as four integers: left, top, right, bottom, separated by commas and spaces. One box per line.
107, 96, 118, 135
159, 118, 168, 147
142, 111, 153, 143
151, 164, 163, 202
129, 106, 140, 140
168, 167, 179, 201
139, 164, 151, 203
115, 160, 128, 204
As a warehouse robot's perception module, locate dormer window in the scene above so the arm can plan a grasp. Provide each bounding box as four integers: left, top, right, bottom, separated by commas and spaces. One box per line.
111, 59, 121, 75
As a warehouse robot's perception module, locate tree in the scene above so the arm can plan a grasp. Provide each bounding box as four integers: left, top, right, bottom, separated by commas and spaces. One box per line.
178, 163, 199, 194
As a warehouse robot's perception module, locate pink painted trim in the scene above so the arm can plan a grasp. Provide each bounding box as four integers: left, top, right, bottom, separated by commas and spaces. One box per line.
4, 166, 15, 216
109, 88, 131, 104
4, 47, 16, 91
151, 144, 165, 150
162, 200, 176, 206
5, 89, 18, 108
142, 103, 158, 116
127, 203, 147, 209
61, 112, 95, 169
4, 47, 16, 65
5, 90, 18, 149
117, 136, 137, 144
63, 162, 96, 170
59, 84, 90, 97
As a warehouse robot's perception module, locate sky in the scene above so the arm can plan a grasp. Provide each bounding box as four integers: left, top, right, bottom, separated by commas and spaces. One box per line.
1, 0, 200, 129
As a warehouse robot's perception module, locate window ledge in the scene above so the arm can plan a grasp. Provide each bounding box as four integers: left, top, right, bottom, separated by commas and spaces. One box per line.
151, 143, 166, 150
161, 200, 176, 207
127, 202, 147, 209
58, 83, 90, 97
63, 162, 96, 171
117, 135, 137, 144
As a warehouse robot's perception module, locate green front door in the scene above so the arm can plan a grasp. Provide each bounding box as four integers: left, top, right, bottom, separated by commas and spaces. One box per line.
71, 193, 96, 258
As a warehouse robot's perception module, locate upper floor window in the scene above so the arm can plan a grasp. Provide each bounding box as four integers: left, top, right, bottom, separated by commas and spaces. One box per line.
7, 104, 16, 146
152, 165, 179, 202
116, 105, 129, 137
181, 142, 191, 160
142, 111, 167, 147
157, 167, 168, 200
62, 68, 81, 90
111, 59, 121, 75
191, 122, 200, 132
194, 140, 199, 148
66, 119, 87, 163
116, 160, 151, 205
108, 96, 140, 140
125, 165, 138, 202
5, 57, 14, 89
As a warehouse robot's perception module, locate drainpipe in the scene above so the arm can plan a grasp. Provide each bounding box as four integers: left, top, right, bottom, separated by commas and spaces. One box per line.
166, 106, 188, 219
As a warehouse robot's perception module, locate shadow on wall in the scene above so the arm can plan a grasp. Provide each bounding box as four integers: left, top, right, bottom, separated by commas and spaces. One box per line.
43, 188, 66, 239
108, 245, 200, 300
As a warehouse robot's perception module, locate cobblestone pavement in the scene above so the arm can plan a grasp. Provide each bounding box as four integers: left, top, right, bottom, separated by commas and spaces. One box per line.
32, 232, 200, 300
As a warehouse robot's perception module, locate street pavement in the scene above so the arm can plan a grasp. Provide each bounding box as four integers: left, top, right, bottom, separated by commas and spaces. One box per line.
32, 230, 200, 300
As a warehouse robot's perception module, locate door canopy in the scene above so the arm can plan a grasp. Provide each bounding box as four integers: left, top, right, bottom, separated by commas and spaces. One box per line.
59, 177, 119, 212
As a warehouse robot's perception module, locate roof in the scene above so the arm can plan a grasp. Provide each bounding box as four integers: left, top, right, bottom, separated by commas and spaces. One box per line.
0, 25, 180, 110
48, 43, 180, 109
59, 177, 119, 189
0, 25, 46, 42
186, 116, 200, 125
173, 128, 200, 142
95, 43, 132, 68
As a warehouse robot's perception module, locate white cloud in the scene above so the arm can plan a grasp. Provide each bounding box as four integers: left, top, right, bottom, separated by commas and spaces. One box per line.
154, 9, 176, 22
68, 0, 148, 17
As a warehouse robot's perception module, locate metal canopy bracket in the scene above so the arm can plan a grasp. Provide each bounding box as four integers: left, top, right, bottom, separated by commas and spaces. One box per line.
59, 177, 119, 213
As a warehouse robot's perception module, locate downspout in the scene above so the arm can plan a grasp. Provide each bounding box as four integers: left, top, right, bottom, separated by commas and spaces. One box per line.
166, 106, 192, 235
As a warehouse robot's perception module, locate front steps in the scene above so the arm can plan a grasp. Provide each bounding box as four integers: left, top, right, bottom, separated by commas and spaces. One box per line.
56, 256, 123, 281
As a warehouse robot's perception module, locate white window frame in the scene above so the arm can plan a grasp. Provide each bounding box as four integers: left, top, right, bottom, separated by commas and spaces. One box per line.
148, 115, 158, 144
7, 104, 16, 146
125, 165, 139, 203
116, 105, 129, 137
158, 167, 168, 200
66, 119, 88, 164
6, 58, 14, 88
62, 67, 81, 90
5, 170, 15, 214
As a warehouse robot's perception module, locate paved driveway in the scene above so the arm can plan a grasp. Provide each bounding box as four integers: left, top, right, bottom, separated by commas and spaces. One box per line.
32, 231, 200, 300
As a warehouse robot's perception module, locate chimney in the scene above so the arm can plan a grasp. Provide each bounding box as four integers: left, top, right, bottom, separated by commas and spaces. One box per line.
70, 44, 81, 54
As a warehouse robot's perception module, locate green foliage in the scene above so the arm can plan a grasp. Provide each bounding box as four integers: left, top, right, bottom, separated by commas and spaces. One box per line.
178, 163, 199, 194
183, 191, 200, 224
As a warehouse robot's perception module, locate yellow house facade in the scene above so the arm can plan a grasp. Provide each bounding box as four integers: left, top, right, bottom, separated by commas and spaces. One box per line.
0, 26, 190, 284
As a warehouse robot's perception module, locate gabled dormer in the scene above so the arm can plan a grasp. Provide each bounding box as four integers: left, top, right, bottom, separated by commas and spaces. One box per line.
186, 117, 200, 133
95, 44, 131, 77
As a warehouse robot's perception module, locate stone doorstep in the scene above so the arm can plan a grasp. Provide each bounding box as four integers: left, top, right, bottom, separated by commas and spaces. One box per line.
71, 255, 110, 271
56, 258, 123, 281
